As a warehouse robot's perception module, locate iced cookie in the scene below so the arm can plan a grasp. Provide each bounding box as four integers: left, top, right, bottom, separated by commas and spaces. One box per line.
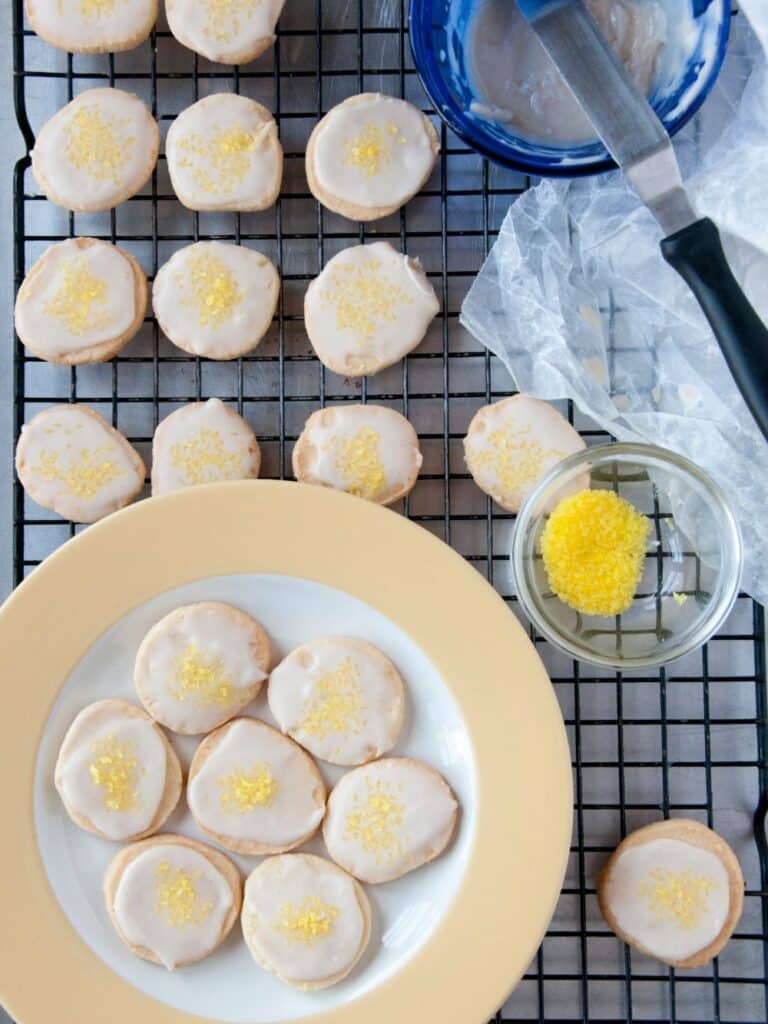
187, 717, 326, 855
32, 88, 159, 213
597, 819, 744, 968
268, 637, 405, 766
166, 0, 286, 65
54, 699, 182, 842
134, 602, 271, 734
464, 395, 587, 512
167, 94, 282, 212
151, 399, 261, 496
293, 404, 422, 505
153, 241, 279, 359
242, 854, 371, 990
26, 0, 157, 54
304, 241, 439, 376
16, 404, 145, 523
15, 238, 148, 365
323, 757, 458, 884
104, 834, 241, 969
306, 93, 439, 221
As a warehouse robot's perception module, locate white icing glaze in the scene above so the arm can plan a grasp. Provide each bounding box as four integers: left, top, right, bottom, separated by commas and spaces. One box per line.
305, 241, 439, 376
151, 398, 261, 496
113, 844, 234, 969
188, 719, 325, 847
166, 94, 282, 211
152, 241, 279, 359
323, 758, 457, 884
26, 0, 157, 53
604, 838, 731, 962
312, 94, 437, 210
165, 0, 285, 64
268, 637, 404, 766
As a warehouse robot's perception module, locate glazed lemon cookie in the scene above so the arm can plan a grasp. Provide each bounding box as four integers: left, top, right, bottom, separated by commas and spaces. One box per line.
293, 404, 422, 505
268, 637, 405, 766
54, 699, 181, 842
32, 88, 159, 213
242, 854, 371, 990
104, 834, 241, 969
26, 0, 157, 54
323, 757, 458, 884
16, 404, 145, 523
134, 602, 270, 734
306, 93, 439, 221
464, 394, 587, 512
187, 717, 326, 855
153, 242, 279, 359
167, 94, 282, 212
151, 399, 261, 496
166, 0, 286, 65
305, 241, 439, 376
597, 819, 744, 968
15, 238, 147, 365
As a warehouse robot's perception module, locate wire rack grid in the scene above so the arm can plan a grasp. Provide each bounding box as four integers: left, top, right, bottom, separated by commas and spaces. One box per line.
8, 1, 768, 1022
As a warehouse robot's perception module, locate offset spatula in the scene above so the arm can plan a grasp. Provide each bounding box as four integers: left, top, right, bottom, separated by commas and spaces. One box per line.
517, 0, 768, 442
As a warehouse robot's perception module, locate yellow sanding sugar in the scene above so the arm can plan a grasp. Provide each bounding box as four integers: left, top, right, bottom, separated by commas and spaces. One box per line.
541, 489, 651, 617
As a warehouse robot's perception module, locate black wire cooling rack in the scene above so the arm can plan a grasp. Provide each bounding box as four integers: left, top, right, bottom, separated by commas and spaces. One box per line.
9, 1, 768, 1021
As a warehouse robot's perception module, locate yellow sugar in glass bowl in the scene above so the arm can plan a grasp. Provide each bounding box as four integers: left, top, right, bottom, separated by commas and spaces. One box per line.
512, 443, 742, 669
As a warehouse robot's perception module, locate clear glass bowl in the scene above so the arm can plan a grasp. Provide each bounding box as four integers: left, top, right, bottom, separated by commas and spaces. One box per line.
511, 443, 743, 669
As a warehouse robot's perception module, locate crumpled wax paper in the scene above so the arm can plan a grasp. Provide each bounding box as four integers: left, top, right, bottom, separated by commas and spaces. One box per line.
460, 1, 768, 606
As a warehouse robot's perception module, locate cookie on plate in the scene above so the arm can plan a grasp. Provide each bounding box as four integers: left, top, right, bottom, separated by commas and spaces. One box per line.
304, 241, 439, 376
26, 0, 157, 54
32, 88, 159, 213
306, 93, 439, 221
166, 0, 287, 65
55, 699, 182, 842
15, 238, 148, 365
16, 404, 145, 523
187, 717, 326, 855
153, 241, 279, 359
104, 834, 241, 969
134, 601, 270, 734
597, 819, 744, 968
167, 94, 282, 212
268, 636, 405, 766
293, 404, 422, 505
242, 853, 371, 990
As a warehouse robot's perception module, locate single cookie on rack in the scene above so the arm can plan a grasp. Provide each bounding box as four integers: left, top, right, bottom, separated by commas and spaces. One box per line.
304, 241, 439, 377
15, 238, 148, 365
31, 88, 159, 213
166, 0, 287, 65
25, 0, 157, 54
167, 94, 282, 212
16, 404, 146, 523
55, 699, 182, 842
151, 399, 261, 496
104, 834, 242, 969
153, 241, 279, 359
306, 93, 439, 222
241, 853, 372, 990
597, 819, 744, 968
134, 601, 271, 734
292, 404, 422, 505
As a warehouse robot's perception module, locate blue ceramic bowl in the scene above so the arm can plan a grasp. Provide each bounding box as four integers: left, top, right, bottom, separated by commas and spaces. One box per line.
409, 0, 730, 176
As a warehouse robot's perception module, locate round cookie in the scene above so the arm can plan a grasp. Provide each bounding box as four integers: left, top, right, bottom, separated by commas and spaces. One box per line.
292, 404, 422, 505
166, 0, 287, 65
32, 88, 159, 213
166, 94, 282, 212
305, 241, 439, 377
187, 717, 326, 855
134, 602, 270, 735
104, 834, 241, 969
306, 93, 439, 222
323, 757, 458, 884
54, 699, 182, 842
268, 636, 405, 766
151, 399, 261, 496
26, 0, 157, 54
241, 853, 371, 990
153, 241, 279, 359
16, 404, 146, 523
15, 238, 148, 365
597, 819, 744, 969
